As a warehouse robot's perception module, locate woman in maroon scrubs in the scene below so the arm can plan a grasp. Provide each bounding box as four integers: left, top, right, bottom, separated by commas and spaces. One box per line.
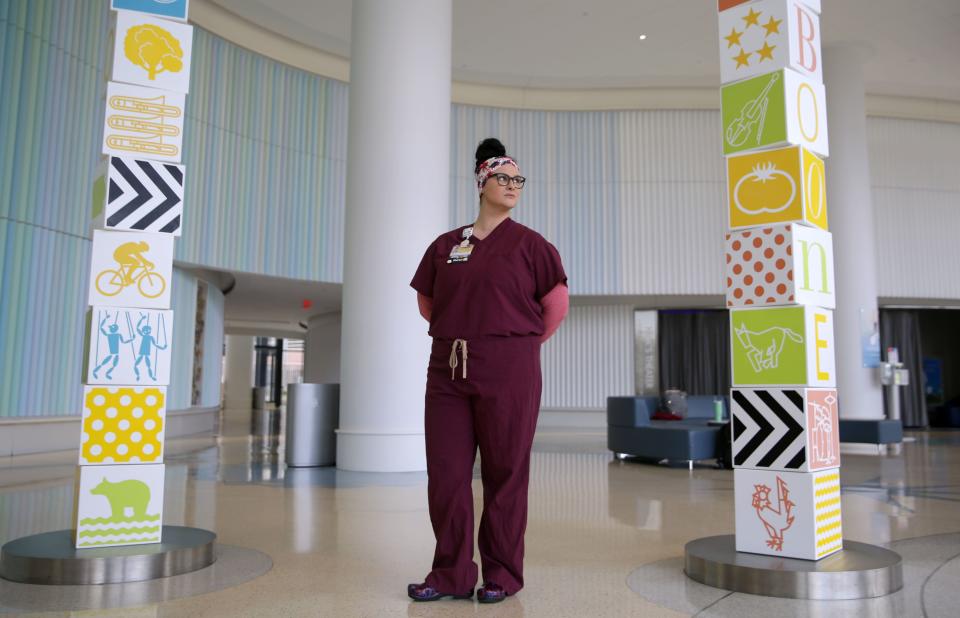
408, 138, 569, 604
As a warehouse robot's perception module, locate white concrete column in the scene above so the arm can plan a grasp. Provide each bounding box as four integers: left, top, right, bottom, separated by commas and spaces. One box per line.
223, 334, 254, 409
304, 312, 341, 384
823, 44, 884, 420
338, 0, 452, 471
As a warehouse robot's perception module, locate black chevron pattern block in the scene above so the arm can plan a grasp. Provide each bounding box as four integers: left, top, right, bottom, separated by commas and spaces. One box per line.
732, 388, 807, 470
105, 156, 183, 235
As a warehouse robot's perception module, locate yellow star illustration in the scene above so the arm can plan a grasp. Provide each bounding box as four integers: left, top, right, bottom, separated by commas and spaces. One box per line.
724, 27, 743, 49
742, 8, 762, 28
762, 16, 782, 37
756, 41, 776, 61
733, 48, 752, 68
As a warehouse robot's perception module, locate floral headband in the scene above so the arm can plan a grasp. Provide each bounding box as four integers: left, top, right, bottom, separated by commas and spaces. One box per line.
475, 156, 520, 195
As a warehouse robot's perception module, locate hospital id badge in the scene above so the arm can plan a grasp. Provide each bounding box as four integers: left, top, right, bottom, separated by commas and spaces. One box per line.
448, 243, 473, 263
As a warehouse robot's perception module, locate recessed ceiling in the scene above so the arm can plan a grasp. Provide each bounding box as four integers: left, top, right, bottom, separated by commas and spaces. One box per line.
222, 269, 341, 337
208, 0, 960, 101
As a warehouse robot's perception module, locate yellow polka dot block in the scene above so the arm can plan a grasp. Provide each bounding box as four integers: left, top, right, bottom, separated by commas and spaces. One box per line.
80, 386, 166, 465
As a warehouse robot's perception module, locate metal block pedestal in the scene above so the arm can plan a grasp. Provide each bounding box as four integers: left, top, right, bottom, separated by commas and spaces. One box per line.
1, 526, 216, 585
684, 535, 902, 600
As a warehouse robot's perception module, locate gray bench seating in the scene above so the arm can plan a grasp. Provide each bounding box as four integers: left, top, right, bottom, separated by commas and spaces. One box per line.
838, 419, 903, 444
607, 395, 728, 468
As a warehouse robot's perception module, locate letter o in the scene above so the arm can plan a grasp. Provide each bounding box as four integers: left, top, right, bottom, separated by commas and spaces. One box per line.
797, 83, 819, 143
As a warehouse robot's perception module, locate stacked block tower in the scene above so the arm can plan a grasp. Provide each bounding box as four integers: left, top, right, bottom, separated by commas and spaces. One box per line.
717, 0, 842, 560
75, 0, 193, 549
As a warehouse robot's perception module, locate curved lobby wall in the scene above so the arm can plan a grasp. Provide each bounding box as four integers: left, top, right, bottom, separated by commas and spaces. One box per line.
2, 0, 959, 417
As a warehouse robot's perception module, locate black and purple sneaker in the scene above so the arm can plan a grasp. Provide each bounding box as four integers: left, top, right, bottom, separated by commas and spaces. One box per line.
477, 582, 508, 604
407, 582, 473, 602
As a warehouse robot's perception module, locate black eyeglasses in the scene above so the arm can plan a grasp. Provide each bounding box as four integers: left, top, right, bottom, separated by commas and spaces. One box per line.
490, 173, 526, 189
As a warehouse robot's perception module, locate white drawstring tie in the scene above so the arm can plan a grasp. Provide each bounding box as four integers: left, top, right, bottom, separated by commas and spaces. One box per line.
449, 339, 468, 380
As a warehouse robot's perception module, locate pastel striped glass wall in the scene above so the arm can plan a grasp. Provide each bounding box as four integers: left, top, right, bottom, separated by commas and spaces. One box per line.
179, 32, 349, 281
0, 1, 106, 417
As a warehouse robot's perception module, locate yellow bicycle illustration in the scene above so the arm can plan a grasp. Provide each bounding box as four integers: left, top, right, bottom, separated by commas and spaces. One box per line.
95, 241, 167, 299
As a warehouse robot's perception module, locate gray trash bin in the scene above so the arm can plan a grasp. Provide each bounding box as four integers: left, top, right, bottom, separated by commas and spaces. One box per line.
252, 386, 267, 409
285, 383, 339, 467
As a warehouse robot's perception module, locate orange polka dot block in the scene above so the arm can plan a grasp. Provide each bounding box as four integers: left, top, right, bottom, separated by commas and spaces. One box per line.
725, 223, 834, 309
80, 386, 166, 466
727, 145, 827, 231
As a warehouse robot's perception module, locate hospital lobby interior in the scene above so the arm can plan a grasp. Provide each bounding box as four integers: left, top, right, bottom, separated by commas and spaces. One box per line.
1, 0, 960, 616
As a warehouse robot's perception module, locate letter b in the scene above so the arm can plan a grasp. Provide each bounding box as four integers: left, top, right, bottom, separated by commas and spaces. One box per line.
796, 5, 818, 73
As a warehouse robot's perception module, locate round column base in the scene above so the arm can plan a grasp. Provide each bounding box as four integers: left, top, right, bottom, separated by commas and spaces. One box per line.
1, 526, 216, 585
684, 535, 902, 600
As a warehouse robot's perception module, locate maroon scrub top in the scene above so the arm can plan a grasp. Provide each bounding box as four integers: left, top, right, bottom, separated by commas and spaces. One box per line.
410, 217, 567, 340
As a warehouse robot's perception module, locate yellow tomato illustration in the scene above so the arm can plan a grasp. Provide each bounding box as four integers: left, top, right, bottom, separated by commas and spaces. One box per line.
733, 162, 797, 215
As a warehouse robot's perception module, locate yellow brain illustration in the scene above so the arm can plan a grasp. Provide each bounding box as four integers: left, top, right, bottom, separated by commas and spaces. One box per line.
124, 24, 184, 80
82, 388, 165, 464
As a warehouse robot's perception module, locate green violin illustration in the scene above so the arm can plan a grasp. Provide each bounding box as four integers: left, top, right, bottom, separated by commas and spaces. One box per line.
726, 72, 780, 148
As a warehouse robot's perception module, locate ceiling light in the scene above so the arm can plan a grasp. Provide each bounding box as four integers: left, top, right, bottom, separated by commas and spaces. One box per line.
639, 34, 647, 40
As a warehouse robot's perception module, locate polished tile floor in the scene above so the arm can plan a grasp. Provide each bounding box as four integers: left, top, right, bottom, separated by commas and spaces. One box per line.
1, 410, 959, 617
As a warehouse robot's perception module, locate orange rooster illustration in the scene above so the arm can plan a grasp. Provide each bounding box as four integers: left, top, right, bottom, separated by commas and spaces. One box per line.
751, 476, 796, 551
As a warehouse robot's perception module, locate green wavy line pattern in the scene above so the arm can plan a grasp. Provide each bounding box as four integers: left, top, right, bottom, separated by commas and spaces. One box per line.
78, 526, 161, 538
79, 515, 161, 525
78, 537, 160, 547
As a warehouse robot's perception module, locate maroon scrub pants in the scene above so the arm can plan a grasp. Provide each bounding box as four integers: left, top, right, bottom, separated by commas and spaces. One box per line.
423, 336, 542, 596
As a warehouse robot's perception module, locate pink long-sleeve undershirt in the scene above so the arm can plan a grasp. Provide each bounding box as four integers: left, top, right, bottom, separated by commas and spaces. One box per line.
416, 282, 569, 343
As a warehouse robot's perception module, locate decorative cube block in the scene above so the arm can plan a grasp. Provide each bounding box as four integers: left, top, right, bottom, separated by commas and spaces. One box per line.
79, 385, 166, 465
88, 230, 174, 309
735, 467, 842, 560
719, 2, 821, 19
725, 223, 834, 308
721, 68, 828, 157
730, 305, 835, 387
719, 0, 822, 85
111, 10, 193, 93
726, 145, 826, 230
92, 156, 184, 236
85, 307, 174, 385
75, 463, 164, 548
112, 0, 190, 23
102, 81, 185, 163
719, 0, 755, 11
732, 388, 840, 472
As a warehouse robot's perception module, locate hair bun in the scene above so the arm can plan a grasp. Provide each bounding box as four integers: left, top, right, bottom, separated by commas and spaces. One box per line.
474, 138, 507, 172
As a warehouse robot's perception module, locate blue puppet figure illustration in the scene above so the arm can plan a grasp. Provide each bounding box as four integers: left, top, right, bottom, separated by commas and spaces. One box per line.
92, 313, 134, 380
134, 313, 168, 381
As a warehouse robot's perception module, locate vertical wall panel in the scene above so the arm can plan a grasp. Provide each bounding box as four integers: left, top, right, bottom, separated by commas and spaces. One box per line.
450, 107, 728, 296
541, 305, 634, 409
166, 267, 197, 411
868, 117, 960, 299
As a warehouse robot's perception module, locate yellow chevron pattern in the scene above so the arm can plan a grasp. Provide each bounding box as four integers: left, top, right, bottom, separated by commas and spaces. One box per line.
815, 496, 842, 511
816, 532, 843, 548
816, 507, 842, 523
817, 544, 843, 558
815, 473, 840, 485
816, 520, 842, 536
815, 484, 840, 498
